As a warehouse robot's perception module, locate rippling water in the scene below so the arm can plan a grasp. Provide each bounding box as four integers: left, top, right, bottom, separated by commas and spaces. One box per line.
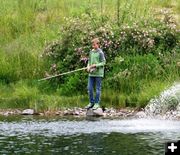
0, 116, 180, 154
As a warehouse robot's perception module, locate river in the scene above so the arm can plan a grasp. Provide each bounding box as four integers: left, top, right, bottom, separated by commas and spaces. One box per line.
0, 115, 180, 154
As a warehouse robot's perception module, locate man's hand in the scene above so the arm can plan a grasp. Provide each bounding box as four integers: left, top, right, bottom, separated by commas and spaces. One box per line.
87, 66, 90, 72
87, 64, 96, 72
90, 64, 96, 68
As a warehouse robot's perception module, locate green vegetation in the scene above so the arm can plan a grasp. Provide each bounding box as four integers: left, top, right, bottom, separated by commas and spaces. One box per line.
0, 0, 179, 111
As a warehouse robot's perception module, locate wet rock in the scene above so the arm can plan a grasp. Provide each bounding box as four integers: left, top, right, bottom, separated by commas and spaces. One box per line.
63, 110, 69, 115
116, 112, 124, 116
86, 109, 93, 116
136, 111, 146, 118
39, 113, 44, 116
22, 109, 34, 115
177, 112, 180, 118
0, 109, 22, 116
3, 112, 10, 116
44, 111, 52, 115
126, 112, 135, 117
73, 111, 80, 115
63, 110, 73, 115
62, 108, 87, 116
105, 108, 117, 115
55, 111, 61, 115
86, 108, 104, 116
79, 110, 86, 116
93, 108, 104, 116
16, 110, 22, 115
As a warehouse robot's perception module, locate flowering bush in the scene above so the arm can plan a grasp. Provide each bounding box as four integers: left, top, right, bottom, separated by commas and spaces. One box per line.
42, 12, 179, 95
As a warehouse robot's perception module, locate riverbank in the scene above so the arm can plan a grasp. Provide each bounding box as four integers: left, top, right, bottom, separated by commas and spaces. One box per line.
0, 107, 137, 117
1, 107, 180, 120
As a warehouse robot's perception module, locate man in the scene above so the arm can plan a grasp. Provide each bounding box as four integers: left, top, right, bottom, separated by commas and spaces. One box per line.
85, 38, 106, 110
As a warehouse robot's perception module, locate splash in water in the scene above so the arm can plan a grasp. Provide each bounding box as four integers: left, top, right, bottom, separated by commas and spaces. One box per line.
145, 83, 180, 119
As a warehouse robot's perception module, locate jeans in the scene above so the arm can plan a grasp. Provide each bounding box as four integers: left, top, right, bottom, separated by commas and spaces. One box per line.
88, 76, 102, 105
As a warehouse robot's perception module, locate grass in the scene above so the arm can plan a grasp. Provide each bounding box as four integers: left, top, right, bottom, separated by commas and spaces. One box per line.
0, 79, 175, 111
101, 80, 172, 109
0, 0, 179, 111
1, 0, 174, 44
0, 80, 88, 111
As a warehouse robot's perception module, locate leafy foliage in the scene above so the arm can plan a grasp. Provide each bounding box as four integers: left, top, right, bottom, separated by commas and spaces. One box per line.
42, 12, 179, 95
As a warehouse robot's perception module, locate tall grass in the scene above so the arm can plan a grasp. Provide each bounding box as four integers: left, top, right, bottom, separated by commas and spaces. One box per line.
0, 79, 171, 110
0, 50, 45, 82
0, 0, 157, 82
0, 80, 87, 110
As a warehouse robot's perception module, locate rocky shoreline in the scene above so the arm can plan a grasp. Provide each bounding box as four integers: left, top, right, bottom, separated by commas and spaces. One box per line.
0, 108, 180, 120
0, 107, 139, 118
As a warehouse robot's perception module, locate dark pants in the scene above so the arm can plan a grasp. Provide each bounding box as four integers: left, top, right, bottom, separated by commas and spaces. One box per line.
88, 76, 102, 104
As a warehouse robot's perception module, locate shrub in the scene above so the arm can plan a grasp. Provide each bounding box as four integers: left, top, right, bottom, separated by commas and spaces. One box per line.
41, 12, 179, 95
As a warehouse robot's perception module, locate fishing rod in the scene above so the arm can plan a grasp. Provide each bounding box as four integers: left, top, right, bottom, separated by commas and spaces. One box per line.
38, 67, 88, 81
38, 56, 124, 82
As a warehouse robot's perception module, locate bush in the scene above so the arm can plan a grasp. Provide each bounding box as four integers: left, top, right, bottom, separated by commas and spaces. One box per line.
41, 12, 179, 95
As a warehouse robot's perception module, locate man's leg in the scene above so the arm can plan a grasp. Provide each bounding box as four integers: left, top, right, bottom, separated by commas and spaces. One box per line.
94, 77, 102, 109
87, 76, 95, 108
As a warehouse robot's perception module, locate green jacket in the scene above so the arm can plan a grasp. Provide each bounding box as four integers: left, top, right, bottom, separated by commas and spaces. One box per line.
87, 48, 106, 77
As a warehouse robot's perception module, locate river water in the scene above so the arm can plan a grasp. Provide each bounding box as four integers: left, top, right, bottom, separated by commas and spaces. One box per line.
0, 116, 180, 155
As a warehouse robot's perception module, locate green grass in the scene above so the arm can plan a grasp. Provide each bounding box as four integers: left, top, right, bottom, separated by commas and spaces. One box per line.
0, 80, 88, 110
101, 80, 172, 109
0, 79, 175, 111
0, 78, 176, 111
1, 0, 173, 45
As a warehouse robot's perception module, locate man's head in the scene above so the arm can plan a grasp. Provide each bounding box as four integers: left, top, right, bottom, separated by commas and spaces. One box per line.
91, 38, 100, 50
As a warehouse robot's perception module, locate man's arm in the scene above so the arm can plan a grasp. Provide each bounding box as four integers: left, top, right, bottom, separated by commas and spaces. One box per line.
96, 51, 106, 67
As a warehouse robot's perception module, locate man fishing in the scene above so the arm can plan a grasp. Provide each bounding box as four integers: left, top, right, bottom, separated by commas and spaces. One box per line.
38, 38, 106, 111
85, 38, 106, 110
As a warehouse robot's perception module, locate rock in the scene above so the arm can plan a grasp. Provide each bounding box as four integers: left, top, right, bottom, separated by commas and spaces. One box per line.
86, 109, 94, 116
55, 111, 60, 115
22, 109, 34, 115
73, 111, 80, 115
63, 110, 74, 115
39, 113, 44, 116
136, 111, 146, 118
86, 108, 104, 116
16, 110, 22, 115
176, 112, 180, 118
116, 112, 124, 116
93, 108, 104, 116
63, 110, 69, 115
3, 112, 9, 116
79, 111, 86, 116
126, 112, 135, 117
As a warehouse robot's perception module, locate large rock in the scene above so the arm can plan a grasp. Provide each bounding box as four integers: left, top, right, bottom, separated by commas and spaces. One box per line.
86, 108, 104, 116
22, 109, 34, 115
